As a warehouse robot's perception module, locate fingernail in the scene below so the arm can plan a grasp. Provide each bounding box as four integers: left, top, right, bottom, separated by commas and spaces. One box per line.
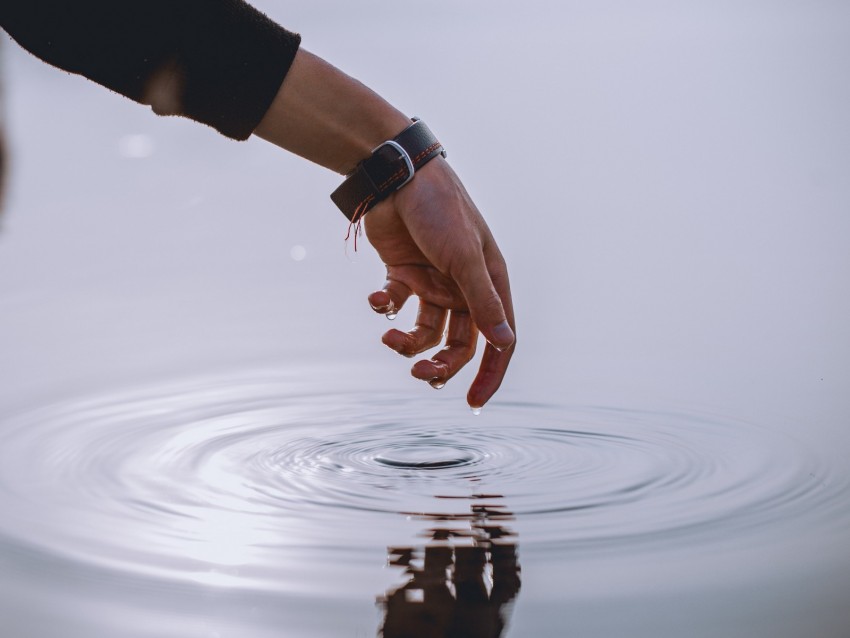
489, 321, 515, 351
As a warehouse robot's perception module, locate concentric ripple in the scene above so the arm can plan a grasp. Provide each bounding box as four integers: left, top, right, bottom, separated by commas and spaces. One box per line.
0, 370, 846, 591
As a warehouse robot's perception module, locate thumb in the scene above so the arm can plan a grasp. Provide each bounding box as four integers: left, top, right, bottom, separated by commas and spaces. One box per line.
456, 258, 515, 351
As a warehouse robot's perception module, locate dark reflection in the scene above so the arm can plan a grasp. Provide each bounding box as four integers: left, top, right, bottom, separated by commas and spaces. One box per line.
378, 496, 521, 637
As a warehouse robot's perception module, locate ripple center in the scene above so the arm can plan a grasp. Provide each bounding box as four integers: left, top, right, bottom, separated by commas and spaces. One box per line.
373, 445, 476, 470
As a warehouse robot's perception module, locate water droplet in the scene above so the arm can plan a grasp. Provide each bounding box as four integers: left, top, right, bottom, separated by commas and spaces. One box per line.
471, 407, 482, 416
384, 300, 398, 320
429, 380, 446, 390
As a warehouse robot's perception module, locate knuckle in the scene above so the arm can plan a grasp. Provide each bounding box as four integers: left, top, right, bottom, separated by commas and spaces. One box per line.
478, 292, 506, 320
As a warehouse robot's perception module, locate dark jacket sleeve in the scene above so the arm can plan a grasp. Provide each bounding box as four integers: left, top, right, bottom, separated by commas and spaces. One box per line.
0, 0, 301, 140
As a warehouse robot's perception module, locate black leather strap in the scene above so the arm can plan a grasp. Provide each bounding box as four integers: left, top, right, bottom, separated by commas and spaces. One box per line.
331, 119, 446, 222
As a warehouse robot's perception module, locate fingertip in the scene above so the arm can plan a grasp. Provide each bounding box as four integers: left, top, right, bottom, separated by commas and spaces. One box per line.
467, 378, 493, 410
466, 390, 488, 411
382, 329, 415, 358
371, 280, 411, 315
411, 359, 448, 382
467, 349, 511, 409
411, 359, 432, 380
381, 328, 403, 347
368, 290, 392, 312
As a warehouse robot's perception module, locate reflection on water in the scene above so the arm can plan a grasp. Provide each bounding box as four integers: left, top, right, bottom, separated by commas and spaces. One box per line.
380, 499, 521, 637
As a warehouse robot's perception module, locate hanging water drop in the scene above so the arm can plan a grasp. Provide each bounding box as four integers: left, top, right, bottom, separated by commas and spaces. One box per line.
471, 407, 482, 416
429, 380, 446, 390
386, 311, 397, 321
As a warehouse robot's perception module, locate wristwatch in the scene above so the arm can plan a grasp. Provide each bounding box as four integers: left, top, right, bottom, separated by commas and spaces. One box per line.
330, 119, 446, 222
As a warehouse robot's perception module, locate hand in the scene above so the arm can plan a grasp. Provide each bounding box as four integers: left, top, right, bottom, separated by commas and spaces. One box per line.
251, 49, 513, 407
363, 157, 515, 409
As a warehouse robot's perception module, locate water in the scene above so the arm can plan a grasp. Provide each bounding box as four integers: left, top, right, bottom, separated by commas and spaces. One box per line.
3, 2, 850, 636
1, 369, 848, 637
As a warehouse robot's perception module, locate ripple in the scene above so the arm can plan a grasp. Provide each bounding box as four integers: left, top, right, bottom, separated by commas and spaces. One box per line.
373, 447, 480, 470
0, 370, 846, 590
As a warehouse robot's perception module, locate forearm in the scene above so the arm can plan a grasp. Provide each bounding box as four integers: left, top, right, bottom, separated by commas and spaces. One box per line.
253, 49, 410, 175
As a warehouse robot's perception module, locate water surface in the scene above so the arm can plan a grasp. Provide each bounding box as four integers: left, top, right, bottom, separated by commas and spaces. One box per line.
1, 369, 849, 636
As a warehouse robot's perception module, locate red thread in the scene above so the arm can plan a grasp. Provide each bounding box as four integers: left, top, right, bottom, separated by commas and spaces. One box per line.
345, 194, 374, 251
344, 142, 441, 250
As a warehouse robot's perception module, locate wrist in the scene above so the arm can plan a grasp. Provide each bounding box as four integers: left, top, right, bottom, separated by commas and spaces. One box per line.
330, 119, 447, 222
253, 49, 410, 174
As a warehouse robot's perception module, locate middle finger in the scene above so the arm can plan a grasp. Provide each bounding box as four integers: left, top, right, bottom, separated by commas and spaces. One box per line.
411, 309, 478, 388
381, 300, 448, 357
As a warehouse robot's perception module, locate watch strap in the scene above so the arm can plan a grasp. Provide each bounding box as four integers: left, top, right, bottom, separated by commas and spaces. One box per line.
331, 119, 445, 222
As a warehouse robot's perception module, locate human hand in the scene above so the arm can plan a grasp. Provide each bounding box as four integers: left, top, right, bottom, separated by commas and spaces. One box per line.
363, 157, 515, 409
250, 50, 513, 406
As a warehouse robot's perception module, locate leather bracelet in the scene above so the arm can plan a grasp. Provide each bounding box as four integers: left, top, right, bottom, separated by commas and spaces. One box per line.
330, 119, 446, 222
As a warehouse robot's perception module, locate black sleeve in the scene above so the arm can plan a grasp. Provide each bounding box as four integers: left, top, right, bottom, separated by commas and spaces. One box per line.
0, 0, 301, 140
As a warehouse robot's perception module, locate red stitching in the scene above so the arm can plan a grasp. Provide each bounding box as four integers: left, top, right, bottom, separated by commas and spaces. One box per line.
376, 142, 443, 191
412, 142, 442, 164
345, 139, 443, 250
377, 167, 407, 191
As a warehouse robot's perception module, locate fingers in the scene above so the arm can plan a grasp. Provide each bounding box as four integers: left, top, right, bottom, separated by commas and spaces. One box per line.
376, 250, 516, 406
368, 279, 412, 317
467, 342, 515, 409
453, 252, 515, 352
411, 311, 478, 388
381, 300, 447, 357
450, 246, 516, 407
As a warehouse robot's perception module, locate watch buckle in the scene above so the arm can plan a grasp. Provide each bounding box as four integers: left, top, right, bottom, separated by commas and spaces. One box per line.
371, 140, 415, 191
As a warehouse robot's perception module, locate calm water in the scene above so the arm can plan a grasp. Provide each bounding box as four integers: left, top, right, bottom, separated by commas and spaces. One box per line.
1, 368, 848, 637
2, 2, 850, 637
